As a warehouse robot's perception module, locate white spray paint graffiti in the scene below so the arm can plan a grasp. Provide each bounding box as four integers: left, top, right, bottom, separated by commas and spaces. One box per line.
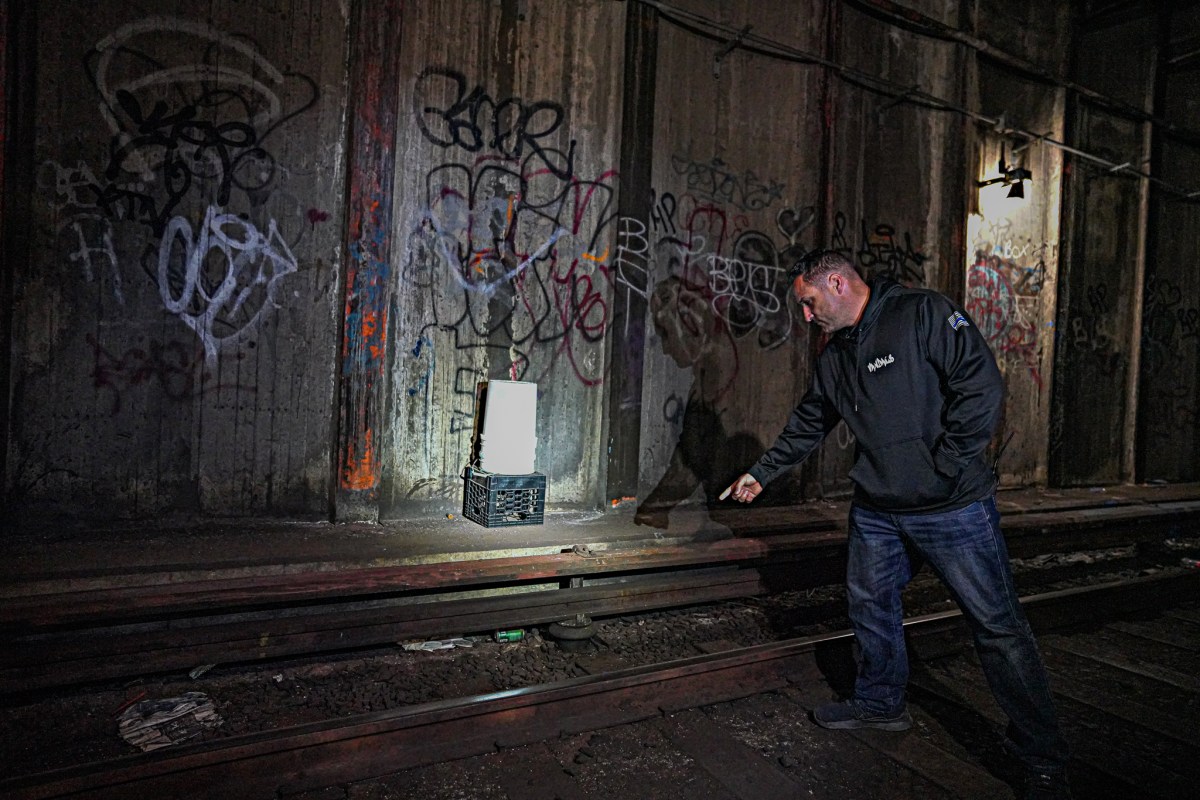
419, 190, 569, 297
158, 206, 298, 365
613, 217, 652, 333
38, 159, 101, 208
41, 16, 316, 365
91, 16, 286, 182
38, 160, 125, 304
613, 218, 651, 293
705, 252, 786, 331
403, 158, 618, 391
65, 216, 124, 305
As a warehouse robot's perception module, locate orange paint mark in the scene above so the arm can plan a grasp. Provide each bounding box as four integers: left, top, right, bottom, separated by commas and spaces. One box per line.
343, 429, 377, 490
472, 250, 491, 274
360, 311, 378, 341
582, 247, 609, 263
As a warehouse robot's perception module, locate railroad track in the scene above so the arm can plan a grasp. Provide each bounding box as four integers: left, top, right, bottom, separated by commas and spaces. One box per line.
4, 499, 1196, 694
4, 569, 1196, 800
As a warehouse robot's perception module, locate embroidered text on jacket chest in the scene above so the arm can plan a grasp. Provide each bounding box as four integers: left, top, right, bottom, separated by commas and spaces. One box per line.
866, 354, 895, 373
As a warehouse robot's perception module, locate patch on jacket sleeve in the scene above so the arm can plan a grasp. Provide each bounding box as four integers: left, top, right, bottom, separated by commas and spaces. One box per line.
947, 311, 970, 331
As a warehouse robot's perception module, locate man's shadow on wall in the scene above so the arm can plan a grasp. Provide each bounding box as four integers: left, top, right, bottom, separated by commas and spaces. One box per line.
634, 276, 765, 538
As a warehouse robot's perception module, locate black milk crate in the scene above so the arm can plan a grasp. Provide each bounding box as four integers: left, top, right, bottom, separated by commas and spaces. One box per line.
462, 467, 546, 528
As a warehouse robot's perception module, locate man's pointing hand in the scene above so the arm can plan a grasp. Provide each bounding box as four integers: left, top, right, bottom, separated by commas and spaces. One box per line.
720, 473, 762, 504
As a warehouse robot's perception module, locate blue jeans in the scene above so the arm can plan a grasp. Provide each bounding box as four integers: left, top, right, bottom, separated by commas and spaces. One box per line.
847, 496, 1069, 770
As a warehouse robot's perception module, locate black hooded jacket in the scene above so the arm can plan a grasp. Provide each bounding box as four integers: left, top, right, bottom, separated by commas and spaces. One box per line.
747, 277, 1004, 513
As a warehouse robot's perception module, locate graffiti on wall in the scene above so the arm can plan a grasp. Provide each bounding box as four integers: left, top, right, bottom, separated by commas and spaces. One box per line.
964, 214, 1056, 389
646, 190, 810, 348
404, 159, 619, 384
38, 16, 321, 375
85, 18, 318, 236
645, 186, 929, 368
406, 68, 619, 392
634, 177, 934, 517
612, 215, 653, 333
1051, 280, 1123, 465
37, 160, 127, 304
966, 260, 1042, 388
832, 212, 928, 286
970, 217, 1052, 297
1141, 274, 1199, 447
668, 151, 785, 212
86, 334, 254, 416
157, 207, 299, 364
399, 87, 939, 489
402, 115, 937, 400
1066, 283, 1125, 379
413, 67, 576, 180
400, 67, 621, 483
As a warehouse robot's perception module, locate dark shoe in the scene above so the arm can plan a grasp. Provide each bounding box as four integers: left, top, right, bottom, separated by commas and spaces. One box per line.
1024, 769, 1072, 800
812, 700, 912, 731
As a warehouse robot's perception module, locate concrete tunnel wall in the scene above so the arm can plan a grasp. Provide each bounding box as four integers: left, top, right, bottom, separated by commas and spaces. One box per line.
2, 0, 1198, 524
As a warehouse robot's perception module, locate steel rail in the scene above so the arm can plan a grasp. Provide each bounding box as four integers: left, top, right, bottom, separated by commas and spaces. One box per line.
4, 570, 1195, 800
0, 568, 768, 692
5, 497, 1198, 628
4, 499, 1198, 692
0, 533, 843, 627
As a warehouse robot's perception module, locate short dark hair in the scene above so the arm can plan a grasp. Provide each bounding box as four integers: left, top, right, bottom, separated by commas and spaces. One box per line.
786, 248, 856, 282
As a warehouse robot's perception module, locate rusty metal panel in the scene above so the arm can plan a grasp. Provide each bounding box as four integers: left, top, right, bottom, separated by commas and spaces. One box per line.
1140, 7, 1200, 482
384, 0, 626, 514
633, 0, 826, 516
834, 17, 962, 288
1, 0, 36, 508
0, 0, 8, 505
818, 3, 969, 492
974, 0, 1072, 76
605, 0, 659, 504
7, 1, 349, 518
968, 63, 1064, 486
1051, 106, 1142, 485
1051, 16, 1155, 486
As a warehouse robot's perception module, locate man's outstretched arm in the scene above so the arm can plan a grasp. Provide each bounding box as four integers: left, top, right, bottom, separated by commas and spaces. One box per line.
721, 369, 840, 503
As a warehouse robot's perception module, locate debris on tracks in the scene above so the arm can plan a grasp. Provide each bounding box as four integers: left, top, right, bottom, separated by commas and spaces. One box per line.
117, 692, 222, 752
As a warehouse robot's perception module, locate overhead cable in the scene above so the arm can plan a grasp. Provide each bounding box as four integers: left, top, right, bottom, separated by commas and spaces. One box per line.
843, 0, 1200, 148
634, 0, 1200, 203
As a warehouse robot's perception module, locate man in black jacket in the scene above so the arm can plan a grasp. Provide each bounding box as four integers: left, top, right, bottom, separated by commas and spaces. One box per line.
722, 249, 1071, 800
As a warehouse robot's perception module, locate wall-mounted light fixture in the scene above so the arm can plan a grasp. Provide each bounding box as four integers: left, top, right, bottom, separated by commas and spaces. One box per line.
977, 144, 1032, 198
